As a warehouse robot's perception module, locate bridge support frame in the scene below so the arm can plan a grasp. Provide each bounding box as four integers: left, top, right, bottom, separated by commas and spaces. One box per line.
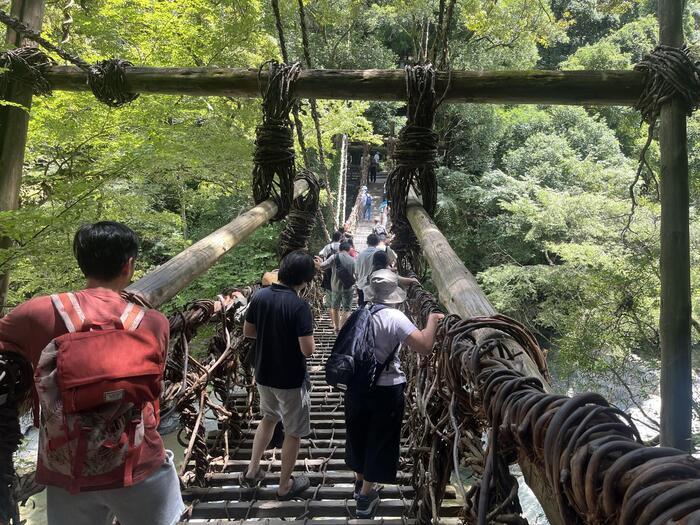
658, 0, 692, 451
0, 0, 45, 313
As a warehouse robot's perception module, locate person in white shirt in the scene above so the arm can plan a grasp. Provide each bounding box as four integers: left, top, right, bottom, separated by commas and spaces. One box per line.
346, 270, 443, 518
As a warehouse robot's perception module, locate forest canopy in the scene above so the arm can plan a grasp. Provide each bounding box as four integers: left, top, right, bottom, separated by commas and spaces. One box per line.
2, 0, 699, 435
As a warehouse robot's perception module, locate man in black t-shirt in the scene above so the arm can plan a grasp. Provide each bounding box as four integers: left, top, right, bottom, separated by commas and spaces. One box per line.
241, 251, 316, 500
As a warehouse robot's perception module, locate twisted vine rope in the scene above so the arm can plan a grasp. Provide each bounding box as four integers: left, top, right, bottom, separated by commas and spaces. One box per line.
0, 9, 138, 107
252, 61, 301, 222
404, 281, 700, 524
166, 289, 256, 487
624, 44, 700, 234
278, 169, 321, 258
387, 64, 445, 274
0, 47, 54, 96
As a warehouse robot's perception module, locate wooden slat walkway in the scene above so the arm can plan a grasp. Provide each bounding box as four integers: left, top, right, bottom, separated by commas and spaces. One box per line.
180, 174, 464, 523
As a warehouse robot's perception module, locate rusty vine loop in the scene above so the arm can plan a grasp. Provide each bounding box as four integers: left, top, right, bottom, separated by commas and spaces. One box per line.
166, 289, 257, 487
0, 9, 138, 107
253, 61, 301, 221
0, 47, 54, 97
624, 44, 700, 236
119, 290, 154, 309
635, 45, 700, 124
404, 282, 700, 525
387, 64, 444, 274
0, 353, 33, 525
88, 59, 140, 107
278, 169, 320, 258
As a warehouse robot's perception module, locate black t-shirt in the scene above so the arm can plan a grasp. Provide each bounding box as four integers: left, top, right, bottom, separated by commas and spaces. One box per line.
245, 283, 314, 389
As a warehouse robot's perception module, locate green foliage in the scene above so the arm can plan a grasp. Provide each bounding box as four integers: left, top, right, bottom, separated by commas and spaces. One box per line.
3, 0, 699, 412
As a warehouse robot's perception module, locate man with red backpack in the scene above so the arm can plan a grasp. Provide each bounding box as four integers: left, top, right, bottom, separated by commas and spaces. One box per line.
0, 222, 185, 525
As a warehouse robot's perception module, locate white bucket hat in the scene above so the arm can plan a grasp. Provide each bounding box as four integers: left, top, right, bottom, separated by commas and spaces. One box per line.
362, 269, 406, 304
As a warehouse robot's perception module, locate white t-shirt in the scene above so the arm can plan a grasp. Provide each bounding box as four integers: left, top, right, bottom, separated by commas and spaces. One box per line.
372, 307, 418, 386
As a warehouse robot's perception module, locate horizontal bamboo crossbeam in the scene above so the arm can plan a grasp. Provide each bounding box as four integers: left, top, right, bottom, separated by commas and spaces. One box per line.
126, 179, 309, 307
44, 67, 644, 105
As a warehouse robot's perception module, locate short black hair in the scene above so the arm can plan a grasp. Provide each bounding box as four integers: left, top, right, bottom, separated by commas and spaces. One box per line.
73, 221, 139, 280
339, 241, 351, 252
371, 250, 389, 273
278, 250, 316, 287
332, 231, 343, 242
367, 233, 379, 247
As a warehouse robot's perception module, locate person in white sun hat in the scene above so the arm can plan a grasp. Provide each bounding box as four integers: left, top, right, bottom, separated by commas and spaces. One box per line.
345, 269, 444, 519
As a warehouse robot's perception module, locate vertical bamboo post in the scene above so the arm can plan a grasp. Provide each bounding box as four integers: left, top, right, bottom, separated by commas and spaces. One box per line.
0, 0, 46, 314
658, 0, 692, 451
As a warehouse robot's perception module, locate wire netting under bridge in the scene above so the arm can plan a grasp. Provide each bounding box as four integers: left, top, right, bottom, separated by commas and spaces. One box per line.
155, 270, 700, 525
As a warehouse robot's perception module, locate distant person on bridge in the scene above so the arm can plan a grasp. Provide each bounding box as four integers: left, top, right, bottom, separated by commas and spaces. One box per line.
347, 270, 443, 518
316, 241, 356, 333
346, 236, 358, 258
364, 193, 373, 221
241, 250, 316, 499
0, 222, 186, 525
369, 151, 379, 183
372, 218, 387, 239
355, 234, 397, 306
378, 198, 389, 227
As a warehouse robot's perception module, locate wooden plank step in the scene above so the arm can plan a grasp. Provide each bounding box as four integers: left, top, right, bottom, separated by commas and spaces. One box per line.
208, 458, 351, 472
181, 517, 461, 525
228, 392, 343, 400
238, 404, 345, 413
225, 438, 400, 449
220, 447, 408, 460
230, 428, 349, 439
226, 448, 346, 460
239, 420, 345, 429
189, 500, 463, 519
183, 485, 419, 502
206, 471, 411, 486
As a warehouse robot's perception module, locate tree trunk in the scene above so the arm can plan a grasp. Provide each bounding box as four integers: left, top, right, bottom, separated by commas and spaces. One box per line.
0, 0, 46, 314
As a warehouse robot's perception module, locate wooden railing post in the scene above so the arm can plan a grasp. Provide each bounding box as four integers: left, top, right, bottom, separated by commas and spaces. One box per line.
0, 0, 46, 314
658, 0, 692, 451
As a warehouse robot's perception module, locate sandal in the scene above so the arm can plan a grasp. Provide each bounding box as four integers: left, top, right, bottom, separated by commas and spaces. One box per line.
277, 474, 311, 500
238, 468, 265, 488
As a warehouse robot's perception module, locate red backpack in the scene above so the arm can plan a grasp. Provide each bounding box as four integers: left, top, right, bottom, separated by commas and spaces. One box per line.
34, 293, 164, 493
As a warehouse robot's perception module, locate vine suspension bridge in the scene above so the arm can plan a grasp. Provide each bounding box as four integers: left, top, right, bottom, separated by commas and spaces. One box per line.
1, 0, 700, 523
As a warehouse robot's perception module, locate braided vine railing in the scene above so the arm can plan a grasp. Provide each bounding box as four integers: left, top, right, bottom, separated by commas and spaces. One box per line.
402, 283, 700, 525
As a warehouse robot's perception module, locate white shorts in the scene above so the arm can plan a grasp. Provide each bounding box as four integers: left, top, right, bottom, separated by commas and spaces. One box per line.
46, 450, 185, 525
258, 384, 311, 438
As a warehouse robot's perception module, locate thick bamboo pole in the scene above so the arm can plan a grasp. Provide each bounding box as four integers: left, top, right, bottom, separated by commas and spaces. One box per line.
658, 0, 692, 451
126, 179, 309, 308
0, 0, 45, 314
43, 67, 644, 106
405, 197, 565, 525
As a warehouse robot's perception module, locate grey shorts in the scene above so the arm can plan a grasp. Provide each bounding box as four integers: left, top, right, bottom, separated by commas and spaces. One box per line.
258, 384, 311, 438
331, 289, 353, 311
47, 450, 185, 525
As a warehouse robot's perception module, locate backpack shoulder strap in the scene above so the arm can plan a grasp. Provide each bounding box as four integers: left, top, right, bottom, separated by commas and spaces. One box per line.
369, 304, 387, 315
51, 293, 85, 333
120, 302, 145, 331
